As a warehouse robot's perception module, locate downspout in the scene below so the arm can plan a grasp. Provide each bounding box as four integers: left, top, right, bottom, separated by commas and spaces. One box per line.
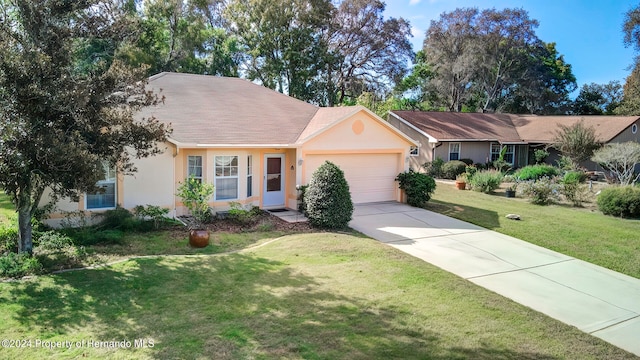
172, 144, 179, 219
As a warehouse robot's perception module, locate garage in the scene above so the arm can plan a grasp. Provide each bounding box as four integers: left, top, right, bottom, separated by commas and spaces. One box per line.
304, 153, 401, 203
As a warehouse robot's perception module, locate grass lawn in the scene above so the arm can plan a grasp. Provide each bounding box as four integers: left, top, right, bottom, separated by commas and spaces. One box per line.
426, 182, 640, 279
0, 233, 634, 359
0, 192, 16, 225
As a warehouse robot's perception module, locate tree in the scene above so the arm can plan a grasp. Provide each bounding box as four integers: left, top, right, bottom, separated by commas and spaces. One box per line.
423, 7, 479, 112
552, 120, 601, 169
122, 0, 240, 76
616, 65, 640, 115
225, 0, 334, 103
326, 0, 413, 106
573, 81, 622, 115
591, 142, 640, 185
0, 0, 170, 254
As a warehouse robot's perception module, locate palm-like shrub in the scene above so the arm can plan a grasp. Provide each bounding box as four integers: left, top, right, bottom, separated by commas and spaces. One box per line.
305, 161, 354, 229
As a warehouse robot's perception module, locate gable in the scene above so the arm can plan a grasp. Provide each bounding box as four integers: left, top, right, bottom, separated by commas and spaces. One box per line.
301, 108, 415, 151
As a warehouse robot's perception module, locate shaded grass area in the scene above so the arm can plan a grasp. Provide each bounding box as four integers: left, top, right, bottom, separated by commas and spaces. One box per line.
427, 182, 640, 279
0, 192, 16, 225
0, 233, 634, 359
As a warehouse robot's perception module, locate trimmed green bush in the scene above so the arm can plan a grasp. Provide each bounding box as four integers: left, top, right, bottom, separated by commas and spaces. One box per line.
396, 169, 436, 207
305, 161, 354, 229
0, 225, 18, 253
468, 169, 503, 193
514, 164, 559, 181
0, 252, 42, 278
442, 160, 467, 179
597, 186, 640, 218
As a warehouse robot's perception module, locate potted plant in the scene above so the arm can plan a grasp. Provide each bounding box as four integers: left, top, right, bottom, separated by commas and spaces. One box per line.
455, 174, 467, 190
176, 176, 215, 247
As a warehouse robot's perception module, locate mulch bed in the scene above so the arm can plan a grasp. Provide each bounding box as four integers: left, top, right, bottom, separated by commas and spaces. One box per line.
182, 211, 314, 233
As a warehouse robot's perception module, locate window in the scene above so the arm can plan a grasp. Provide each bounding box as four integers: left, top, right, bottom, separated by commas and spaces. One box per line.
449, 143, 460, 161
86, 162, 116, 209
215, 155, 238, 200
633, 124, 638, 134
490, 143, 514, 164
247, 155, 253, 197
187, 155, 203, 181
409, 146, 419, 157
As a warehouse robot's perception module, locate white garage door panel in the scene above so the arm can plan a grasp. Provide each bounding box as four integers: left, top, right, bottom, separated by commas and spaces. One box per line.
305, 153, 399, 203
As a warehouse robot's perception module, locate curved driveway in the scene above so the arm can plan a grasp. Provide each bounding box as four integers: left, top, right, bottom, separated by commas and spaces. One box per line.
349, 201, 640, 356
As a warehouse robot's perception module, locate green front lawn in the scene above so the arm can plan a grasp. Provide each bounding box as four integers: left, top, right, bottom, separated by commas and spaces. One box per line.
427, 182, 640, 279
0, 233, 633, 359
0, 192, 15, 225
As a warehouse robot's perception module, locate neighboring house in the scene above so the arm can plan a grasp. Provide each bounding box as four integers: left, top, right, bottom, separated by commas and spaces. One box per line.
46, 73, 417, 225
388, 110, 640, 171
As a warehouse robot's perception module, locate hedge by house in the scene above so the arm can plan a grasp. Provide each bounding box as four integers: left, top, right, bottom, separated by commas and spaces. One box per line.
305, 161, 354, 229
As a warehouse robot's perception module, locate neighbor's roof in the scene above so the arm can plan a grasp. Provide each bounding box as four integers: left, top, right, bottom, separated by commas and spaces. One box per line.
141, 72, 319, 146
511, 115, 640, 143
390, 111, 640, 144
390, 111, 523, 143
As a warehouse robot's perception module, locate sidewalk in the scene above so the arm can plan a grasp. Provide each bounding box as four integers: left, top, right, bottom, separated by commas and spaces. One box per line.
349, 201, 640, 356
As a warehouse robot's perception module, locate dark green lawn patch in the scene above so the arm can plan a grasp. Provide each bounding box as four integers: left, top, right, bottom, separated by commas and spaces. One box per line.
0, 233, 633, 359
426, 183, 640, 279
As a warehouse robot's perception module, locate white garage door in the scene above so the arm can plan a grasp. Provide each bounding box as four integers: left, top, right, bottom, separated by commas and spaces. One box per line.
305, 153, 400, 203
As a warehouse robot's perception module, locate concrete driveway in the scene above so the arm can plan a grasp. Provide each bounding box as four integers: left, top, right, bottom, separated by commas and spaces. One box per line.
349, 201, 640, 356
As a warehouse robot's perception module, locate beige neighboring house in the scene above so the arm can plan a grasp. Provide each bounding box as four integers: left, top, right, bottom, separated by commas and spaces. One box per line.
388, 110, 640, 171
46, 73, 417, 225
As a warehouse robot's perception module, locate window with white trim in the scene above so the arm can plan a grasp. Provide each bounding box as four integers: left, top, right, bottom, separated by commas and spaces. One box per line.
490, 143, 514, 164
449, 143, 460, 161
247, 155, 253, 197
86, 162, 116, 209
187, 155, 203, 182
409, 146, 419, 156
215, 155, 238, 200
633, 124, 638, 134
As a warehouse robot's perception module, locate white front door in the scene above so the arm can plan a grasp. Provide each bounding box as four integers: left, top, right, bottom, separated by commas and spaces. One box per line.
263, 154, 285, 207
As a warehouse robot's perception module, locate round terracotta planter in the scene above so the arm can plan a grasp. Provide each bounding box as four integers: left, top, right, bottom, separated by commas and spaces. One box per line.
455, 181, 466, 190
189, 229, 210, 248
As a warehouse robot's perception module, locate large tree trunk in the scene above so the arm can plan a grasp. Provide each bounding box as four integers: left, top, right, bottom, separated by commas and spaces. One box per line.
17, 202, 33, 255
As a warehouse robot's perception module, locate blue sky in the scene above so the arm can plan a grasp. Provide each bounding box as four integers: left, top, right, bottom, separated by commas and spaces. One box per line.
384, 0, 637, 96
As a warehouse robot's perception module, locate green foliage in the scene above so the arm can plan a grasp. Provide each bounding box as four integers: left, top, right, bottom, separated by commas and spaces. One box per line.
423, 157, 445, 178
297, 185, 309, 215
492, 146, 512, 173
597, 186, 640, 218
468, 170, 503, 194
133, 205, 171, 230
560, 172, 589, 207
305, 161, 354, 229
0, 252, 42, 278
99, 207, 135, 230
533, 149, 549, 164
176, 176, 215, 226
442, 160, 467, 179
521, 177, 560, 205
396, 170, 437, 207
33, 231, 74, 251
514, 165, 559, 181
62, 228, 125, 246
0, 225, 18, 253
227, 202, 262, 226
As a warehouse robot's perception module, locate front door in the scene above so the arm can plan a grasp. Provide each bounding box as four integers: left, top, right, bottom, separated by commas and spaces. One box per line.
263, 154, 285, 207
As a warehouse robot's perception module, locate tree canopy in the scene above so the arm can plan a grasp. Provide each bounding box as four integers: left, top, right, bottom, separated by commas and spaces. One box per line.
0, 0, 170, 253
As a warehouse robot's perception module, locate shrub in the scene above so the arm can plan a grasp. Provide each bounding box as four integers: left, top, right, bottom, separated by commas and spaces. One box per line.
597, 186, 640, 218
305, 161, 354, 229
34, 231, 74, 251
460, 158, 474, 165
0, 252, 42, 278
521, 177, 560, 205
534, 149, 549, 164
468, 170, 503, 193
176, 175, 215, 226
442, 160, 467, 179
99, 207, 137, 230
563, 170, 587, 184
297, 184, 309, 215
423, 157, 445, 178
514, 164, 559, 181
0, 225, 18, 253
133, 205, 171, 230
227, 202, 262, 225
396, 169, 436, 207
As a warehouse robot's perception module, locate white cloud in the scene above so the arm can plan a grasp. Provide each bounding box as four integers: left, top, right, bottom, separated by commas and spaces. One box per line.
409, 0, 421, 5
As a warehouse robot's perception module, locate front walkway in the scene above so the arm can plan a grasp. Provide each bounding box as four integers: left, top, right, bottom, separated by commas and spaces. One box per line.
349, 201, 640, 356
